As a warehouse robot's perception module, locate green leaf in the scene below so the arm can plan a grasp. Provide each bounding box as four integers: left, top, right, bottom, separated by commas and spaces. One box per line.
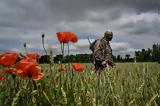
31, 90, 38, 96
146, 94, 158, 106
43, 91, 53, 105
11, 90, 21, 106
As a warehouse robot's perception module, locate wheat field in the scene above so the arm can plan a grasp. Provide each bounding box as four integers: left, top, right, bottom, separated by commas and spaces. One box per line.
0, 62, 160, 106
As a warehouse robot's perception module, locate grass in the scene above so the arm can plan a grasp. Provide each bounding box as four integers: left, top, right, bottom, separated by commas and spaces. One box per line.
0, 62, 160, 106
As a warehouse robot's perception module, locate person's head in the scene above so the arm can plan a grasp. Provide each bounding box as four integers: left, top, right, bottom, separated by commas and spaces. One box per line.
104, 30, 113, 41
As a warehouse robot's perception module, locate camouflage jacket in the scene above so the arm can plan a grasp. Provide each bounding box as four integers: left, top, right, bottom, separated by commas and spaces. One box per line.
93, 38, 114, 67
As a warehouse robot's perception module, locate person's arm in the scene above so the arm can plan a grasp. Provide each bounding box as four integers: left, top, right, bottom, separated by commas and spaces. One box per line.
106, 58, 115, 67
104, 45, 115, 67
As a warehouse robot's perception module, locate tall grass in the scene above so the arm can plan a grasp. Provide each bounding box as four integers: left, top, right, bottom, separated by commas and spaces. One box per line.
0, 62, 160, 106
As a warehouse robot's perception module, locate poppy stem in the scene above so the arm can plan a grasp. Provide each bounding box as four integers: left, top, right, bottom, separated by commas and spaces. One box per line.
62, 43, 64, 58
60, 42, 65, 88
67, 43, 71, 84
41, 33, 47, 55
60, 42, 65, 62
48, 49, 53, 75
67, 43, 70, 56
23, 43, 27, 54
8, 66, 11, 70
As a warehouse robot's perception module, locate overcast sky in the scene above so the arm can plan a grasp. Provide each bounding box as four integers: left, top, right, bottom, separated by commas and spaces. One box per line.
0, 0, 160, 57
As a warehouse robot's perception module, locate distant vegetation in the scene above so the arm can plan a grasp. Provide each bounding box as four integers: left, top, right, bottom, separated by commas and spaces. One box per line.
38, 43, 160, 63
135, 43, 160, 62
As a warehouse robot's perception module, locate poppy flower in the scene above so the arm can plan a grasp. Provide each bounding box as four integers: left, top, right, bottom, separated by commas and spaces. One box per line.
68, 32, 78, 43
15, 59, 37, 72
23, 53, 40, 60
27, 65, 45, 80
16, 59, 37, 78
3, 68, 16, 74
0, 54, 2, 59
0, 52, 19, 66
58, 64, 67, 72
56, 32, 78, 43
15, 59, 44, 80
71, 63, 84, 72
57, 32, 70, 43
0, 74, 4, 80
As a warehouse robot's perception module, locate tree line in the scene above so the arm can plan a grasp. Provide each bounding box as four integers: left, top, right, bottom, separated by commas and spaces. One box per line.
38, 43, 160, 63
135, 43, 160, 62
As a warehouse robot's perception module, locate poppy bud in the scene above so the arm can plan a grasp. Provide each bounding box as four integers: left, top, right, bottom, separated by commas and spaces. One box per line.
23, 43, 26, 48
42, 33, 45, 38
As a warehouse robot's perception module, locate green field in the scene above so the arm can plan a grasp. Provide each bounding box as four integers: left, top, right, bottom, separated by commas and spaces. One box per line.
0, 62, 160, 106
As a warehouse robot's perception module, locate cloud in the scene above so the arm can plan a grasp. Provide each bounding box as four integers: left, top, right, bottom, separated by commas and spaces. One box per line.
0, 0, 160, 56
112, 42, 129, 51
62, 39, 92, 55
111, 42, 141, 57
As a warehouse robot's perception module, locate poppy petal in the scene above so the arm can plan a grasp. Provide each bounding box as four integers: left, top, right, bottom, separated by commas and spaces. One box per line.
32, 72, 45, 80
0, 74, 4, 80
28, 65, 41, 77
15, 59, 37, 71
56, 32, 78, 43
72, 63, 84, 72
0, 52, 19, 66
58, 64, 67, 72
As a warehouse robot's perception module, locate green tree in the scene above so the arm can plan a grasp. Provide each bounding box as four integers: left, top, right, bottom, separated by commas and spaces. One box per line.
152, 44, 160, 61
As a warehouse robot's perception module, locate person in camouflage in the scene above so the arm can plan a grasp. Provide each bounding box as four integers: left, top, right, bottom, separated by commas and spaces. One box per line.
90, 30, 115, 72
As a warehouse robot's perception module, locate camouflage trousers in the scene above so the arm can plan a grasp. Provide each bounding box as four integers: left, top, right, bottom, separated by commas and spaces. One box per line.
94, 60, 106, 72
90, 54, 104, 72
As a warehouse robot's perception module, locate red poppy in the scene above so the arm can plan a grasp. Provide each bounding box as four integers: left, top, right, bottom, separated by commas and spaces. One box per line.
0, 54, 2, 64
16, 59, 37, 72
0, 74, 4, 80
0, 54, 2, 59
56, 32, 78, 43
0, 52, 19, 66
23, 53, 40, 60
3, 68, 16, 74
58, 64, 67, 72
15, 59, 36, 78
15, 59, 44, 80
71, 63, 84, 72
27, 65, 45, 80
57, 32, 70, 43
68, 32, 78, 43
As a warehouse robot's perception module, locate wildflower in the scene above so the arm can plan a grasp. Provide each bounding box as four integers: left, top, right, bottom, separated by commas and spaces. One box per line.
0, 74, 4, 80
23, 53, 40, 60
15, 59, 37, 72
3, 68, 16, 74
71, 63, 84, 72
15, 59, 45, 80
56, 32, 70, 43
59, 64, 67, 72
56, 32, 78, 43
27, 65, 45, 80
69, 33, 78, 43
41, 33, 47, 55
0, 52, 19, 66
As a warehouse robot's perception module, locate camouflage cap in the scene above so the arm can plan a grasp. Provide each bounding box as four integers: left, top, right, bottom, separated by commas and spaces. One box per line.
104, 30, 113, 41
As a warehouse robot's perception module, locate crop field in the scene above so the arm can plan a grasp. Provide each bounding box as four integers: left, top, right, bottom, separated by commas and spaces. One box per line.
0, 62, 160, 106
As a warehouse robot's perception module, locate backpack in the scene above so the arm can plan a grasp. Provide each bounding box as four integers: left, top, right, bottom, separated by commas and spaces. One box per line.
89, 40, 97, 52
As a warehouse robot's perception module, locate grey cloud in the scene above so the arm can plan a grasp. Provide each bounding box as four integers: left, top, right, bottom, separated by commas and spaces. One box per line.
100, 0, 160, 13
118, 17, 160, 36
0, 0, 53, 30
0, 0, 160, 56
45, 0, 160, 20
